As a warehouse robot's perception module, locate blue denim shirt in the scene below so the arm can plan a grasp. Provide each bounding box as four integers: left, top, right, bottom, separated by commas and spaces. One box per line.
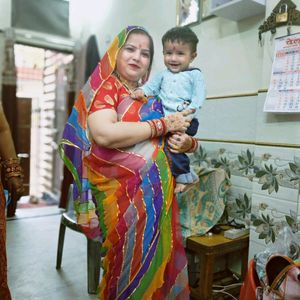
142, 68, 206, 117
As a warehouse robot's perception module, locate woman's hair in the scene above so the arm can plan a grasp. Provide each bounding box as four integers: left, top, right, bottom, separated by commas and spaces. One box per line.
162, 26, 198, 53
127, 28, 154, 71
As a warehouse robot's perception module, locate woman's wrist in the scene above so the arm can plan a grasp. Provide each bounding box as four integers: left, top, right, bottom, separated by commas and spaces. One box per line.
2, 158, 24, 181
146, 119, 167, 138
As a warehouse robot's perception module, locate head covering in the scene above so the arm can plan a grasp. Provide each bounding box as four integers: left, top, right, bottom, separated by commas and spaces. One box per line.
59, 26, 150, 239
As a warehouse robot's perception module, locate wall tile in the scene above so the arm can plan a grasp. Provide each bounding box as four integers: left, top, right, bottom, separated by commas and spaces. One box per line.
230, 175, 253, 191
248, 237, 267, 260
197, 101, 217, 138
197, 96, 257, 141
252, 193, 298, 215
252, 182, 298, 202
255, 93, 300, 145
254, 144, 295, 161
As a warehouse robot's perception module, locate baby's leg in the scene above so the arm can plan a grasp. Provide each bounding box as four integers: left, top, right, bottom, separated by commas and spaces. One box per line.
174, 177, 199, 193
170, 153, 199, 193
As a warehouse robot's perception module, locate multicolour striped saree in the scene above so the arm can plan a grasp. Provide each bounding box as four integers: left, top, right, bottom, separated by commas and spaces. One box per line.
59, 26, 189, 299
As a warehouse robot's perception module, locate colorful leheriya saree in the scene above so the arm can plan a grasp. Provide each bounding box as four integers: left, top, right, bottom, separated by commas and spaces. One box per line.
59, 26, 189, 299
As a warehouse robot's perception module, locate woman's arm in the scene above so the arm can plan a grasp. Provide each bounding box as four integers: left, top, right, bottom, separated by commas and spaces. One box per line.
88, 109, 152, 148
88, 108, 193, 149
0, 105, 18, 159
0, 104, 24, 196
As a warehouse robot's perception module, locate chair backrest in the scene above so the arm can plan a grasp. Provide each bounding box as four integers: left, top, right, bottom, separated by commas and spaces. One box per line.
65, 184, 75, 217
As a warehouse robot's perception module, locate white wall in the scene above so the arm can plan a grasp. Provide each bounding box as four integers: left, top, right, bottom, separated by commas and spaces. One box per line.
0, 0, 11, 30
0, 0, 11, 97
74, 0, 264, 95
70, 0, 178, 74
0, 0, 299, 258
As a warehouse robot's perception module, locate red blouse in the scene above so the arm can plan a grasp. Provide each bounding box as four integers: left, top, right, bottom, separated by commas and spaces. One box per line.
89, 75, 130, 114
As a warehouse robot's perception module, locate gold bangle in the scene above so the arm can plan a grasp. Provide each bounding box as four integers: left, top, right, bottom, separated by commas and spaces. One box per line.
2, 158, 24, 181
2, 158, 20, 166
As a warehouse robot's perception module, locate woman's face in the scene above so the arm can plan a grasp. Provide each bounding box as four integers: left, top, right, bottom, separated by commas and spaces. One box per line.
116, 32, 151, 83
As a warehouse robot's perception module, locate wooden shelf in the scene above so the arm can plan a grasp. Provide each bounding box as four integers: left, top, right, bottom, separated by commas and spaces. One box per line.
186, 229, 249, 300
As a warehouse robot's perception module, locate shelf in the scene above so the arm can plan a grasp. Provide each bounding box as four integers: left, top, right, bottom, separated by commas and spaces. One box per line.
211, 0, 266, 21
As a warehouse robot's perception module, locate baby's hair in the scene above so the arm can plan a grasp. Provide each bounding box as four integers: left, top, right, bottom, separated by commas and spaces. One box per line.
162, 26, 198, 53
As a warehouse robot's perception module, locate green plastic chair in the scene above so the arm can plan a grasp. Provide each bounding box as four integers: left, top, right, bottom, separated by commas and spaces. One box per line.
56, 184, 102, 294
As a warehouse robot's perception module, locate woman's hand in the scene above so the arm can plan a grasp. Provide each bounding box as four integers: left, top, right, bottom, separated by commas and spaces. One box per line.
168, 132, 196, 154
164, 109, 194, 133
130, 89, 148, 102
7, 176, 25, 200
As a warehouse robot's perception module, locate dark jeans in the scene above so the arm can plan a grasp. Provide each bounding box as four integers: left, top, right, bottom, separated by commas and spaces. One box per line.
165, 118, 199, 178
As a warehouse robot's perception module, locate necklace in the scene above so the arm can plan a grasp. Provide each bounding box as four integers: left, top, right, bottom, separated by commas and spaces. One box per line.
113, 71, 139, 91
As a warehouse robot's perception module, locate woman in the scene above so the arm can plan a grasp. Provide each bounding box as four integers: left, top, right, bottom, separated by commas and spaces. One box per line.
60, 26, 198, 299
0, 104, 24, 300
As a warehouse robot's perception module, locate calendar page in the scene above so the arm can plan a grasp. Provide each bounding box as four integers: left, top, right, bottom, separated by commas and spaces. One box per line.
264, 33, 300, 113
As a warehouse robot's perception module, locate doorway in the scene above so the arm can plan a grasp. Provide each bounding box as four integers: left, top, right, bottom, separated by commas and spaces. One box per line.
14, 43, 74, 208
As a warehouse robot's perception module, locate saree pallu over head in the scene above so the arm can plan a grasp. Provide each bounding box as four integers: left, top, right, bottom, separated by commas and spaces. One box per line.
59, 26, 189, 299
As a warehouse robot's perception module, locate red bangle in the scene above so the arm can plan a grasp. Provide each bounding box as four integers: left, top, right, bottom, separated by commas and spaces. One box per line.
152, 119, 164, 136
146, 120, 155, 138
160, 118, 167, 135
187, 137, 198, 153
146, 119, 167, 138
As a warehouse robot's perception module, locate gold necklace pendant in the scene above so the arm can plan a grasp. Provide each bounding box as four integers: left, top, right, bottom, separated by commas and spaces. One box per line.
114, 71, 138, 91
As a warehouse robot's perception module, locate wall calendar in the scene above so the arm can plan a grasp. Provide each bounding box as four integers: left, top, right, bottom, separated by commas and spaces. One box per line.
264, 33, 300, 113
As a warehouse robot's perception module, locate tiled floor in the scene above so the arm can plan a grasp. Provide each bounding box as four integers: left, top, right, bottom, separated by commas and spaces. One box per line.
6, 207, 99, 300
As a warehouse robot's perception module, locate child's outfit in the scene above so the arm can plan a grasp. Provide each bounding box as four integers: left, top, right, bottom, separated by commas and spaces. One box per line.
141, 68, 206, 185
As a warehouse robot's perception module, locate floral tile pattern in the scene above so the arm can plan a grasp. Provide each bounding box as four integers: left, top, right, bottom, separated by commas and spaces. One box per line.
190, 143, 300, 244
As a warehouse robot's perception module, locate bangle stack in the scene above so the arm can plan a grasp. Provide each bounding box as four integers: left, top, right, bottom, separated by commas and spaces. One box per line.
2, 158, 24, 181
187, 137, 198, 153
146, 119, 167, 138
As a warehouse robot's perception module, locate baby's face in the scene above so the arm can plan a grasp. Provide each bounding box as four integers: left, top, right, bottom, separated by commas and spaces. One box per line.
163, 40, 196, 73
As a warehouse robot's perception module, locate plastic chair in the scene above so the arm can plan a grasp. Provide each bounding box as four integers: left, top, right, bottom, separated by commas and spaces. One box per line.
239, 259, 261, 300
56, 184, 102, 294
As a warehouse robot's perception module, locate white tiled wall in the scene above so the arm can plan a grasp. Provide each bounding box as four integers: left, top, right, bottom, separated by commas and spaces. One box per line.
197, 139, 299, 259
197, 96, 257, 141
255, 94, 300, 145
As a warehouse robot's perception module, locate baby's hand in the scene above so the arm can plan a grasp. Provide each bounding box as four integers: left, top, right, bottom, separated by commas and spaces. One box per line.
131, 89, 148, 102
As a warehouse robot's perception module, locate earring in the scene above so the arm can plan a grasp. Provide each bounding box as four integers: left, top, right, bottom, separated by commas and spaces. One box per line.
141, 70, 150, 84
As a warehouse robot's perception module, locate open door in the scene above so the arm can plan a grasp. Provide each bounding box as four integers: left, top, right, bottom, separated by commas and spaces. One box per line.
2, 96, 32, 199
15, 97, 32, 195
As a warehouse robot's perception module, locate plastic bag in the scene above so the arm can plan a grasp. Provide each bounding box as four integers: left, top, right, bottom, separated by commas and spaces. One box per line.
254, 226, 300, 299
255, 226, 300, 281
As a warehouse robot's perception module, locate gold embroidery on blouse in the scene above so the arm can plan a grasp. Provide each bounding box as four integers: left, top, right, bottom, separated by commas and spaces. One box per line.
104, 95, 115, 105
102, 81, 113, 90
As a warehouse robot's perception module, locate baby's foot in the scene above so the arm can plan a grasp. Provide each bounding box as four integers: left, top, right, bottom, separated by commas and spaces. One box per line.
174, 178, 199, 194
174, 183, 187, 193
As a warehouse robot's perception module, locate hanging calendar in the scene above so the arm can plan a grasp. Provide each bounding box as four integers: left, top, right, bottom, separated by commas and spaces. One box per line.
264, 33, 300, 113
